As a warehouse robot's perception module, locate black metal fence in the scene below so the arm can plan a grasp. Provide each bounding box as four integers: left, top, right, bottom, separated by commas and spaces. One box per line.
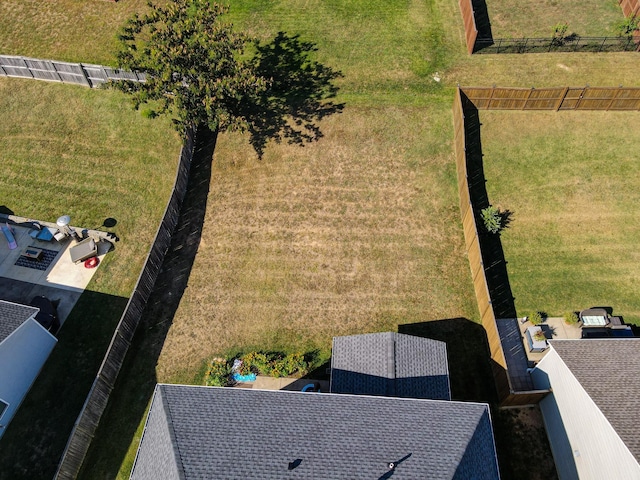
54, 127, 196, 480
475, 35, 639, 54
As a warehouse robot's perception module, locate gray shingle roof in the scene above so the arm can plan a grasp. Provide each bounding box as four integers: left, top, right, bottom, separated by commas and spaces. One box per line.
131, 385, 499, 480
330, 332, 451, 400
0, 300, 38, 344
550, 339, 640, 461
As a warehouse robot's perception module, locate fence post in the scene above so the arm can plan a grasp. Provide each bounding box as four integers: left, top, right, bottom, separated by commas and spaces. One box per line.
606, 87, 622, 111
50, 62, 64, 84
18, 56, 34, 78
523, 87, 533, 110
555, 86, 569, 111
80, 64, 94, 87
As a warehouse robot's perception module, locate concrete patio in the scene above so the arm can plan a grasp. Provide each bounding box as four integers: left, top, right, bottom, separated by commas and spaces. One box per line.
236, 376, 330, 392
496, 316, 582, 393
519, 316, 582, 363
0, 223, 110, 326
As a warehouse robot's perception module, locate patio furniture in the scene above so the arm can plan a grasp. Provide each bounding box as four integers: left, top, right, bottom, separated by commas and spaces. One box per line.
21, 247, 43, 260
579, 308, 609, 327
29, 227, 57, 242
2, 223, 17, 250
525, 326, 548, 353
69, 237, 98, 264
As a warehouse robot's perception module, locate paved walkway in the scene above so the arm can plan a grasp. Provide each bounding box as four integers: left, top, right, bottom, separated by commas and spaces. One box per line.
240, 377, 330, 392
496, 318, 534, 391
496, 316, 583, 392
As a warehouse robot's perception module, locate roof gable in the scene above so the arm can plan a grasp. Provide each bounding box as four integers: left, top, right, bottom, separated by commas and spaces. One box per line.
330, 332, 451, 400
0, 300, 38, 344
550, 339, 640, 461
131, 388, 184, 479
131, 385, 499, 480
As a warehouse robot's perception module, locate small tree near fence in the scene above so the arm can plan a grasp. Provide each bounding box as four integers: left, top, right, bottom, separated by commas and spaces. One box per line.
616, 15, 639, 37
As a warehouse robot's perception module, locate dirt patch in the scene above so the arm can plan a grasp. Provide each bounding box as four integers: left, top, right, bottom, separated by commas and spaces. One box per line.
494, 406, 558, 480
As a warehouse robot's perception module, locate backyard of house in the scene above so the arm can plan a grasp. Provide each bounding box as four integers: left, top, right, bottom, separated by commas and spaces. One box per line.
0, 0, 639, 479
0, 78, 181, 478
486, 0, 627, 38
481, 110, 640, 323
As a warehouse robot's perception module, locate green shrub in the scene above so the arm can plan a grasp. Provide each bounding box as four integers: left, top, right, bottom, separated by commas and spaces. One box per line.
533, 330, 547, 342
282, 353, 308, 376
552, 22, 568, 39
616, 15, 639, 37
204, 358, 232, 386
240, 352, 269, 374
481, 206, 503, 234
223, 351, 310, 379
530, 311, 544, 325
564, 311, 579, 325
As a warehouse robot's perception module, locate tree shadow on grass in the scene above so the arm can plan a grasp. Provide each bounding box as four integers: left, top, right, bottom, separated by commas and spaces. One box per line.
242, 32, 345, 159
77, 127, 218, 480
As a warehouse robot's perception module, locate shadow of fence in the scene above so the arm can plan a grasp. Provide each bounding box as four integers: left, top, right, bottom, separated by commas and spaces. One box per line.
475, 35, 639, 54
454, 89, 551, 407
459, 92, 516, 320
53, 126, 218, 480
74, 127, 218, 480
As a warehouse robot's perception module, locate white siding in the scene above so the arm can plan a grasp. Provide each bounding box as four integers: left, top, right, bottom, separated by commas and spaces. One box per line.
0, 318, 57, 440
532, 348, 640, 480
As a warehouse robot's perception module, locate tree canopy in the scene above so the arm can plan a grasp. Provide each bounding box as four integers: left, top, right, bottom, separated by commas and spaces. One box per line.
112, 0, 343, 157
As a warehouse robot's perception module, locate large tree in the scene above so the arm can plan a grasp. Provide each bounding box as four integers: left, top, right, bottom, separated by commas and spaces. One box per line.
112, 0, 342, 157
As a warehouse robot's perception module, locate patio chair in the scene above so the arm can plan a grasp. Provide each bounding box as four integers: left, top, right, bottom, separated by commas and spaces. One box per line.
69, 237, 98, 264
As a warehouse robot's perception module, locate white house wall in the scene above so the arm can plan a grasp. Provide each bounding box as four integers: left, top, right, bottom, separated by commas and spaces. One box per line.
532, 349, 640, 480
0, 318, 57, 440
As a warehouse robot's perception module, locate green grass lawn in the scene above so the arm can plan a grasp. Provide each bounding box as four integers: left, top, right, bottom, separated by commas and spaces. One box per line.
0, 78, 181, 479
486, 0, 626, 38
0, 0, 155, 64
2, 0, 640, 479
481, 110, 640, 324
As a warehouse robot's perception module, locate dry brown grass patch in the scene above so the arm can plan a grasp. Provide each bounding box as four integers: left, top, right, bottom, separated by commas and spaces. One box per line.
156, 105, 477, 381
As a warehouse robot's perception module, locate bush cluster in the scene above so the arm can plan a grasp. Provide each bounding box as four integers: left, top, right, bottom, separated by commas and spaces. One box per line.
204, 358, 233, 387
564, 311, 579, 325
529, 311, 544, 325
204, 351, 308, 386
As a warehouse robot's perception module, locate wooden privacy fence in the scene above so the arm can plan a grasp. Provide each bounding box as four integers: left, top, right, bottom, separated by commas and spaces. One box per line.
462, 86, 640, 111
54, 127, 196, 480
459, 0, 478, 55
620, 0, 640, 16
453, 90, 550, 406
0, 55, 144, 87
